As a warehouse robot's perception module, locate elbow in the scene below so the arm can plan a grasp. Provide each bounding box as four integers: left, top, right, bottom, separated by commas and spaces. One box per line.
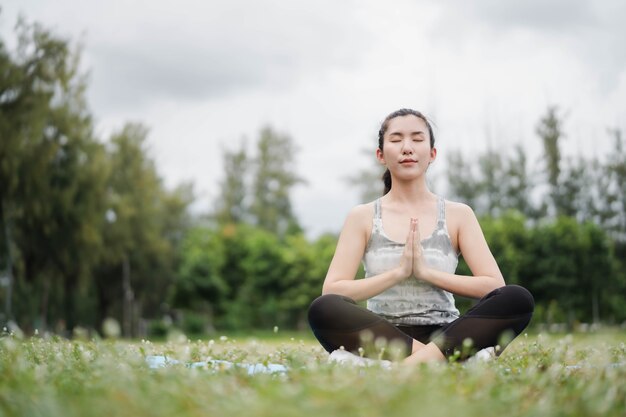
486, 276, 506, 294
475, 277, 505, 298
322, 275, 344, 296
321, 281, 336, 296
322, 280, 352, 298
495, 276, 506, 289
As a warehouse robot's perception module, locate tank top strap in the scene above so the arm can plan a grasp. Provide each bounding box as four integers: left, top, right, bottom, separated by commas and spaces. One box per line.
372, 198, 383, 232
437, 196, 446, 227
374, 198, 382, 219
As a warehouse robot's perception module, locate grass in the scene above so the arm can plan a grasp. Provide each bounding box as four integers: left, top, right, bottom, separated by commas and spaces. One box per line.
0, 330, 625, 417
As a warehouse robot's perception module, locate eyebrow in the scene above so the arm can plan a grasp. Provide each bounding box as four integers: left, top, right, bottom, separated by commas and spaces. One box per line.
388, 130, 425, 136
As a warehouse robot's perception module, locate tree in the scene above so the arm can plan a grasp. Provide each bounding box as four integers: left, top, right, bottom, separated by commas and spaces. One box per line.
344, 148, 385, 203
0, 18, 107, 332
558, 156, 592, 219
477, 149, 505, 216
171, 222, 329, 331
170, 226, 228, 330
250, 126, 305, 236
500, 145, 539, 219
214, 140, 249, 225
523, 217, 619, 324
598, 129, 626, 315
602, 129, 626, 242
536, 106, 566, 217
446, 150, 481, 210
95, 123, 192, 336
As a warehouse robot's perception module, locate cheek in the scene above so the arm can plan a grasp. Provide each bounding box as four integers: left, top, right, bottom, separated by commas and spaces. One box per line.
382, 143, 399, 156
417, 143, 432, 155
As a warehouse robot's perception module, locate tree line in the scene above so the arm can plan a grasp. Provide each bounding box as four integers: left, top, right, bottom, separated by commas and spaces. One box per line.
1, 18, 625, 337
445, 109, 626, 326
0, 20, 193, 336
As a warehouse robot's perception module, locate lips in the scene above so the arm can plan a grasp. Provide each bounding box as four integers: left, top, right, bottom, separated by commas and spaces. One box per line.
400, 159, 417, 164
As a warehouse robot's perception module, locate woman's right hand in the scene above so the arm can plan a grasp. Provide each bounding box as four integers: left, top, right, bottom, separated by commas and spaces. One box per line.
395, 218, 416, 281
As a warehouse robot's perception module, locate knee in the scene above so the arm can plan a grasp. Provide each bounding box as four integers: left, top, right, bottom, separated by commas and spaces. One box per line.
499, 285, 535, 315
308, 294, 354, 328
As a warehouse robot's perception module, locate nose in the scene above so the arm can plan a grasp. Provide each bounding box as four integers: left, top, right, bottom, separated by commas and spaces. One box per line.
401, 138, 414, 154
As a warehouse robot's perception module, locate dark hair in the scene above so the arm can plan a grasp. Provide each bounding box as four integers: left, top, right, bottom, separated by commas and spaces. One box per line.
378, 109, 435, 195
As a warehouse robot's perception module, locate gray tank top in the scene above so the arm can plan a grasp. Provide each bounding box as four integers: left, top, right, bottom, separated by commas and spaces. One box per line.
363, 197, 460, 325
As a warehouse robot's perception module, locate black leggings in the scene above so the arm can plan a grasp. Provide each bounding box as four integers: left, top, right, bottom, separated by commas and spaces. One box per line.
308, 285, 534, 360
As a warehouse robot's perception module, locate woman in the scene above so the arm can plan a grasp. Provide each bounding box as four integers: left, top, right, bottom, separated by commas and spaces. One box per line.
308, 109, 534, 364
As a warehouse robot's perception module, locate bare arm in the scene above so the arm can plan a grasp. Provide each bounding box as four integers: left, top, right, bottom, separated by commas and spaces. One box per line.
414, 204, 505, 299
322, 205, 414, 301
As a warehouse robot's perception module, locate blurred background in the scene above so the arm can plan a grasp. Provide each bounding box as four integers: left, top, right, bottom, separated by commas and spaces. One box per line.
0, 0, 624, 339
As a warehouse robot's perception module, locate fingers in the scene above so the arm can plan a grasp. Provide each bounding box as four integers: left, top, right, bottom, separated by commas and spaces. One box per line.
405, 218, 415, 248
413, 219, 422, 263
408, 218, 419, 245
412, 219, 423, 279
414, 218, 421, 243
397, 218, 415, 280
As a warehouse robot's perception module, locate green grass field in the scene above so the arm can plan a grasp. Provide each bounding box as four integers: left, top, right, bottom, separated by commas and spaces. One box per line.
1, 330, 625, 417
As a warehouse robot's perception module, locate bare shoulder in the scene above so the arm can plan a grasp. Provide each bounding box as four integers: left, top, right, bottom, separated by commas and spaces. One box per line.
344, 202, 375, 229
336, 201, 376, 250
443, 200, 477, 250
444, 200, 475, 220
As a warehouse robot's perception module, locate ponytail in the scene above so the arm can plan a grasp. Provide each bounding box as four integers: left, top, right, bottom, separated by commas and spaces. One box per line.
382, 168, 392, 195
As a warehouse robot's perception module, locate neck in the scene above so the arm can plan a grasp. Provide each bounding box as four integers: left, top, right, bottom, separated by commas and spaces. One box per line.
385, 177, 435, 204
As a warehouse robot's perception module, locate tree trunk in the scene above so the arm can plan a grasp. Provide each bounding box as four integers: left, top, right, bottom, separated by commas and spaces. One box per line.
0, 198, 14, 322
122, 255, 134, 338
64, 275, 76, 336
592, 288, 599, 324
39, 276, 50, 332
96, 274, 110, 334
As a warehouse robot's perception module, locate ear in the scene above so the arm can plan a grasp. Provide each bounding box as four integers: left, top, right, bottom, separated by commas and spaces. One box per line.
376, 148, 386, 165
429, 147, 437, 164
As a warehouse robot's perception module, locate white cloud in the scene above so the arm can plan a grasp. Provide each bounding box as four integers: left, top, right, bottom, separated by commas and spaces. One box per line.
2, 0, 625, 237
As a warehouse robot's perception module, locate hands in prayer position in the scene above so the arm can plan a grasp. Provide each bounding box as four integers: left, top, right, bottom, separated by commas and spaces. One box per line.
396, 218, 430, 282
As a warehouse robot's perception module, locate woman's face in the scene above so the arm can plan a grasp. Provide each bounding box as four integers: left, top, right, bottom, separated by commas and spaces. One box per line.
376, 115, 436, 179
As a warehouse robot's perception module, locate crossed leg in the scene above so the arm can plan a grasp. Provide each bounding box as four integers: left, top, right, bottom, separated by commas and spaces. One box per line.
308, 285, 534, 363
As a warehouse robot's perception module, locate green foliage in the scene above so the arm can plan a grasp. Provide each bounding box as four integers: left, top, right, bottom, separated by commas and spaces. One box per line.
0, 19, 193, 335
92, 123, 194, 336
473, 214, 623, 324
214, 141, 249, 224
147, 320, 169, 338
170, 224, 335, 331
344, 148, 386, 203
537, 106, 563, 195
212, 127, 305, 237
477, 212, 532, 286
446, 149, 482, 210
501, 145, 538, 218
446, 107, 626, 326
597, 129, 626, 241
181, 312, 209, 336
477, 149, 505, 216
249, 126, 305, 236
448, 146, 539, 219
172, 227, 227, 309
0, 18, 109, 331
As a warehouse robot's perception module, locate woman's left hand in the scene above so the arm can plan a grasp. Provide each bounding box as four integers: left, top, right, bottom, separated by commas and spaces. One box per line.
412, 219, 430, 280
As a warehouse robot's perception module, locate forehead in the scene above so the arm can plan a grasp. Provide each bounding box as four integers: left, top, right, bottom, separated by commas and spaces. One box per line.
386, 115, 428, 135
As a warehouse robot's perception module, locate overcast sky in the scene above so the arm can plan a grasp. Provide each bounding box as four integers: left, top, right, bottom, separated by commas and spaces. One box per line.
2, 0, 625, 237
